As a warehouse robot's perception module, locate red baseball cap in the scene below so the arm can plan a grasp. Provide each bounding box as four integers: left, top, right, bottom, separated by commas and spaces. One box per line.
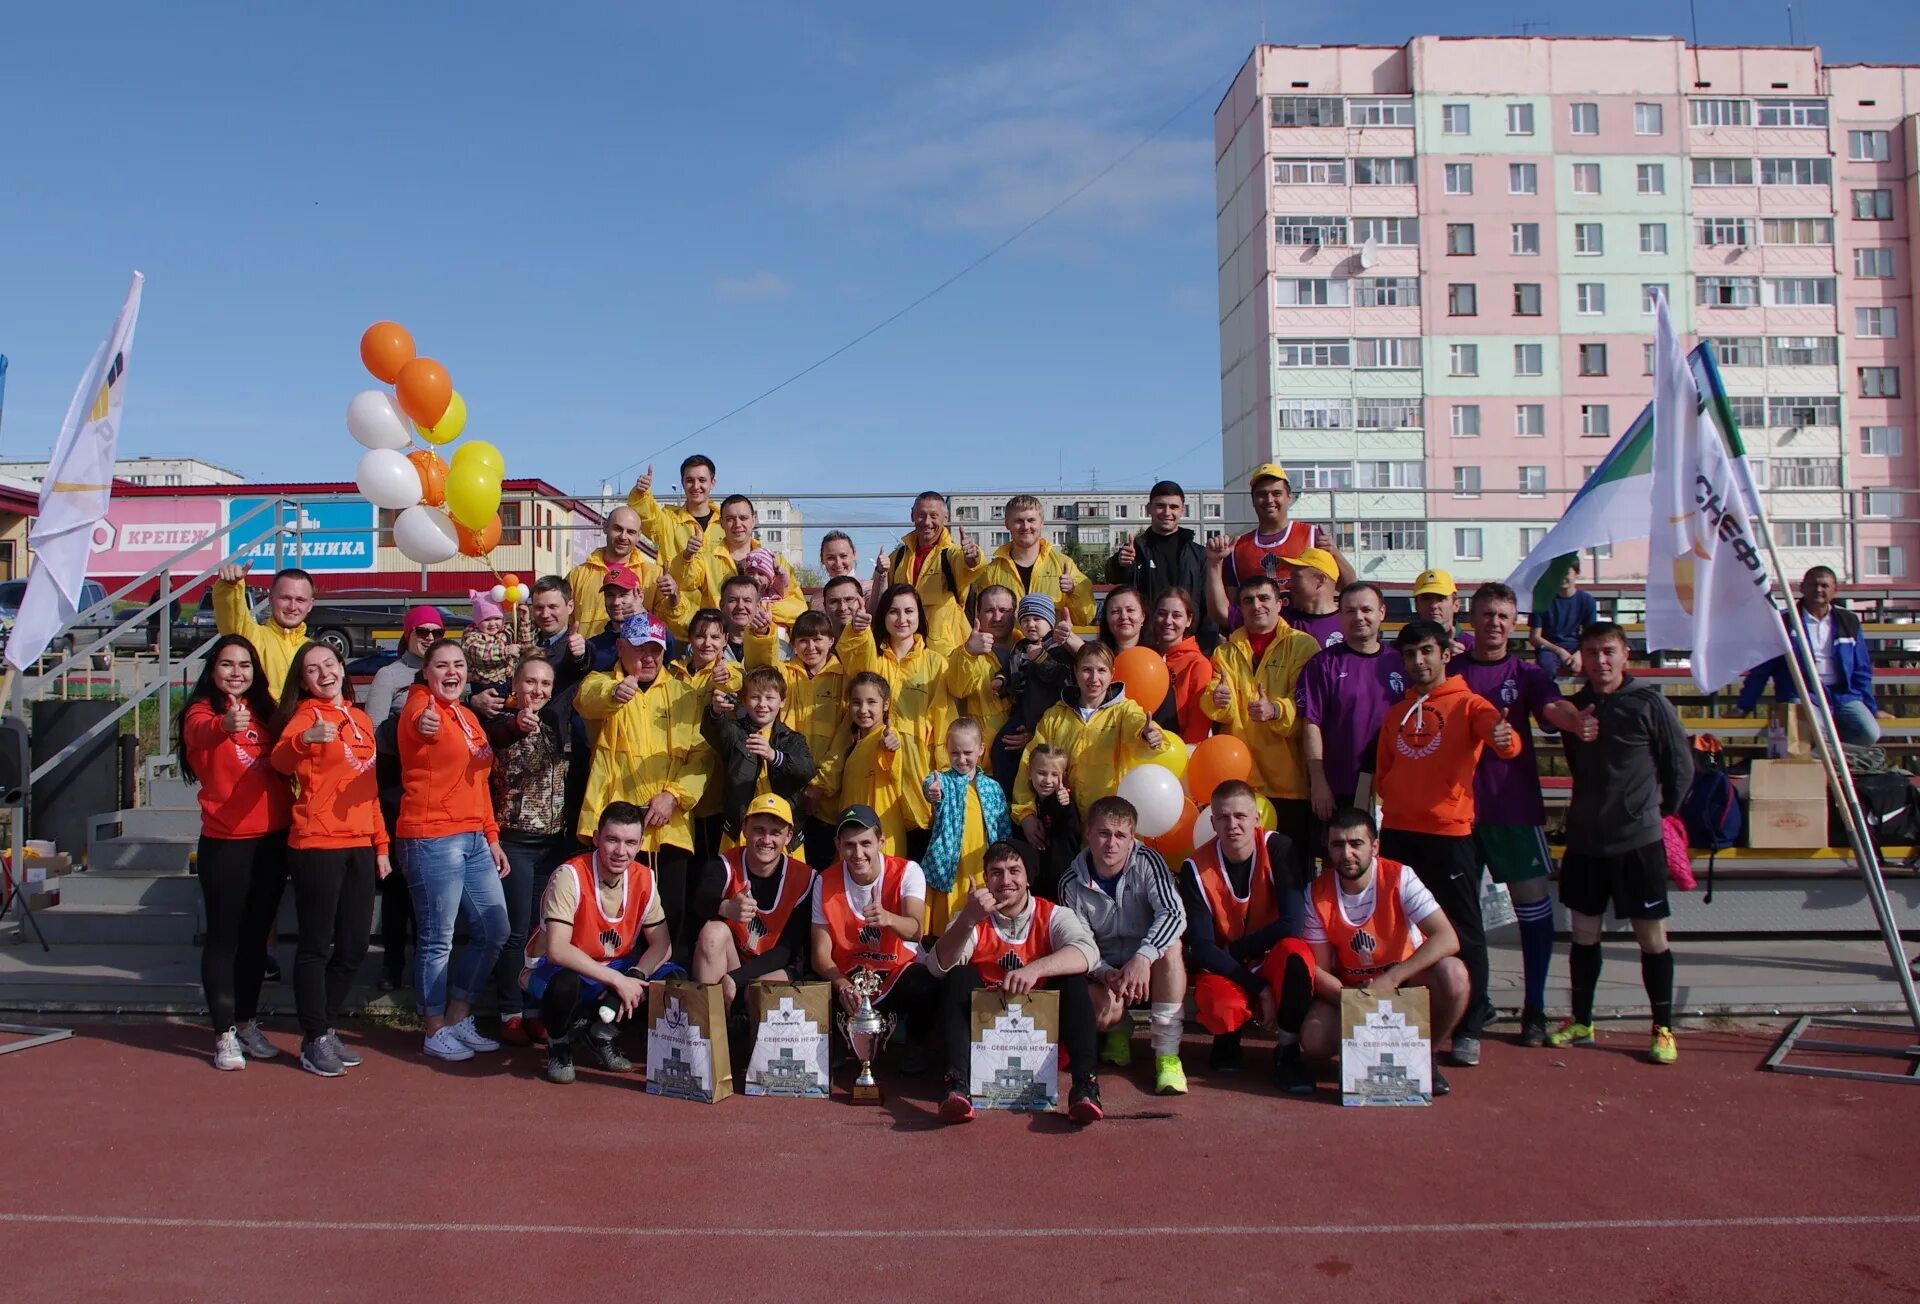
602, 564, 640, 591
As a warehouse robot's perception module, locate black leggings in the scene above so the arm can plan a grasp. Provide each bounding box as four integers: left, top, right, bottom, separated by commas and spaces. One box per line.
377, 864, 415, 983
196, 831, 289, 1032
1381, 829, 1486, 1039
939, 966, 1097, 1089
653, 848, 727, 968
288, 846, 378, 1038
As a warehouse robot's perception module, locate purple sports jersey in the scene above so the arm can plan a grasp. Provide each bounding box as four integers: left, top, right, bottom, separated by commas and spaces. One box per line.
1296, 642, 1405, 796
1281, 606, 1344, 649
1447, 650, 1561, 825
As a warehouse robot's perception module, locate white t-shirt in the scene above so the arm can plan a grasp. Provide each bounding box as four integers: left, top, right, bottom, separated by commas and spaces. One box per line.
811, 860, 928, 954
1805, 612, 1838, 687
1300, 865, 1441, 946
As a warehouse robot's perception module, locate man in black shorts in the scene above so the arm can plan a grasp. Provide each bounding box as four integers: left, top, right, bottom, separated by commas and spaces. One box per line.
1549, 622, 1694, 1064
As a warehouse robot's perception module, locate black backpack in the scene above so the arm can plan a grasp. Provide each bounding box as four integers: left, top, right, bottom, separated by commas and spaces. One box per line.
1832, 771, 1920, 863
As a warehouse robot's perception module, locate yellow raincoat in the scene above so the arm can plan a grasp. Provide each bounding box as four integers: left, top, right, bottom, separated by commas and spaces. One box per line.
668, 536, 808, 628
214, 578, 307, 697
566, 547, 695, 640
884, 529, 982, 655
942, 641, 1011, 745
815, 718, 934, 859
627, 486, 725, 569
574, 669, 712, 851
838, 625, 952, 768
1013, 689, 1169, 822
1202, 626, 1321, 799
923, 771, 994, 936
976, 539, 1095, 632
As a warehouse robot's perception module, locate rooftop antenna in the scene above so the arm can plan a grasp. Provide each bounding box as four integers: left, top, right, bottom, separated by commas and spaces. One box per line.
1785, 3, 1796, 44
1259, 0, 1266, 46
1512, 18, 1551, 36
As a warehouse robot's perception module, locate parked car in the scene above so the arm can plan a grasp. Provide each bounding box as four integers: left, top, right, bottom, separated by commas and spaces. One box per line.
0, 578, 154, 668
182, 589, 470, 663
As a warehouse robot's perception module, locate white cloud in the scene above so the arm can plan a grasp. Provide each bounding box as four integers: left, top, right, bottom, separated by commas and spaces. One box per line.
713, 271, 794, 300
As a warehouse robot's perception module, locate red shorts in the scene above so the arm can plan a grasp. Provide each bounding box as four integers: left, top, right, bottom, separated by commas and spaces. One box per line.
1191, 938, 1314, 1035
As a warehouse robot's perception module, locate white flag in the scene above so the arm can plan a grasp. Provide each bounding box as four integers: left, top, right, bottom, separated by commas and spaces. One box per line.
1644, 291, 1789, 690
5, 273, 145, 671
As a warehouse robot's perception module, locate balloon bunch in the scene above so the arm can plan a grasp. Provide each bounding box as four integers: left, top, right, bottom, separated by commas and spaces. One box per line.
347, 322, 508, 566
488, 573, 528, 606
1099, 645, 1270, 862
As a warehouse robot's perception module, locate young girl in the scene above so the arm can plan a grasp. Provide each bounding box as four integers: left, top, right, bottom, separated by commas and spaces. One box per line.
839, 582, 949, 777
270, 642, 390, 1078
1021, 744, 1081, 902
919, 717, 1012, 935
1154, 587, 1216, 744
179, 634, 291, 1071
1014, 641, 1167, 831
819, 672, 930, 858
461, 590, 515, 704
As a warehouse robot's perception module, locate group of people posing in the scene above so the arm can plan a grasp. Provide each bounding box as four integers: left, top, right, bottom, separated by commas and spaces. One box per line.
179, 456, 1702, 1122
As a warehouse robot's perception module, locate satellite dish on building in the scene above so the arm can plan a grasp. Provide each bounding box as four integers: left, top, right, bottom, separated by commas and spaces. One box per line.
1358, 238, 1379, 269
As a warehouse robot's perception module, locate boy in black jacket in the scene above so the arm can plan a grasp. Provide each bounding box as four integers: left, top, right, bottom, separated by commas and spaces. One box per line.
703, 665, 818, 842
991, 595, 1075, 790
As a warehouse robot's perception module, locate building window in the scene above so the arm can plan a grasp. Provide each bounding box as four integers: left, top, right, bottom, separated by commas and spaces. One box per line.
1771, 456, 1842, 488
1578, 343, 1609, 377
1758, 157, 1831, 186
1451, 404, 1481, 438
1506, 103, 1535, 135
1697, 275, 1761, 308
1569, 102, 1599, 135
1858, 307, 1899, 339
1515, 404, 1547, 437
1854, 247, 1895, 278
1355, 461, 1425, 489
1639, 222, 1668, 254
1764, 277, 1835, 307
1441, 103, 1470, 134
1573, 223, 1604, 255
1357, 276, 1420, 306
1766, 336, 1836, 366
1271, 96, 1343, 127
1728, 395, 1767, 428
1272, 158, 1348, 185
1640, 283, 1668, 314
1454, 528, 1484, 561
1348, 96, 1415, 127
1862, 425, 1903, 456
1276, 399, 1353, 429
1581, 404, 1611, 436
1290, 461, 1354, 492
1707, 336, 1763, 367
1275, 277, 1351, 306
1355, 521, 1427, 552
1848, 130, 1891, 162
1519, 526, 1548, 553
1204, 502, 1222, 518
1768, 396, 1842, 427
1636, 163, 1666, 195
1510, 223, 1539, 255
1690, 97, 1752, 127
1861, 367, 1902, 398
1447, 283, 1478, 316
953, 505, 981, 522
1446, 223, 1476, 256
1643, 342, 1656, 375
1449, 344, 1480, 377
1518, 466, 1547, 497
1779, 521, 1842, 549
1508, 162, 1538, 195
1634, 102, 1664, 135
1756, 99, 1828, 128
1353, 216, 1419, 245
1572, 163, 1602, 195
1691, 157, 1754, 186
1355, 338, 1421, 369
1352, 157, 1416, 186
1867, 547, 1904, 579
1357, 398, 1424, 428
1514, 342, 1544, 376
1444, 162, 1473, 195
1762, 217, 1833, 246
1697, 216, 1755, 247
1576, 283, 1606, 315
1275, 339, 1352, 368
1851, 189, 1893, 220
1275, 215, 1350, 246
1513, 282, 1542, 316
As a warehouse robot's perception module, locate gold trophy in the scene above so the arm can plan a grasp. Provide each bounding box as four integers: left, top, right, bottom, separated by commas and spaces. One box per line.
838, 968, 896, 1104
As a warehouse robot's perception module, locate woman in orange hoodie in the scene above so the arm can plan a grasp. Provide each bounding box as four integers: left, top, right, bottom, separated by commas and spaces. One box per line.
270, 641, 389, 1078
180, 634, 292, 1072
396, 639, 510, 1063
1152, 587, 1216, 745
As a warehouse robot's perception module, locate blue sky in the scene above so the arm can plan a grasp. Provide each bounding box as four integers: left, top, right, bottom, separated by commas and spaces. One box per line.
1, 1, 1912, 547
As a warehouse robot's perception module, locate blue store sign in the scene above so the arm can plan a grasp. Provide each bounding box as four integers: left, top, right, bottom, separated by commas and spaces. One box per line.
228, 496, 376, 573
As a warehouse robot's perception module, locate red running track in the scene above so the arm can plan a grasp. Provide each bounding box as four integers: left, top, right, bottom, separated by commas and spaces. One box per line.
3, 1019, 1917, 1303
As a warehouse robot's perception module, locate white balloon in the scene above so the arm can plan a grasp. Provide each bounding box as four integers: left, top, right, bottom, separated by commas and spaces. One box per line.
355, 448, 422, 511
1116, 764, 1184, 838
489, 585, 507, 603
1191, 807, 1216, 849
392, 505, 459, 564
346, 390, 413, 451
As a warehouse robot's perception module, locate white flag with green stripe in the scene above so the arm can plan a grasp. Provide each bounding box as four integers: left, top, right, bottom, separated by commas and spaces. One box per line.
1506, 400, 1654, 614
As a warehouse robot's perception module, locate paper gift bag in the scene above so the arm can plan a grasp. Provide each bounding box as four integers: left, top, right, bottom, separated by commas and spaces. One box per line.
744, 981, 831, 1099
968, 987, 1060, 1112
1339, 987, 1432, 1107
645, 978, 732, 1104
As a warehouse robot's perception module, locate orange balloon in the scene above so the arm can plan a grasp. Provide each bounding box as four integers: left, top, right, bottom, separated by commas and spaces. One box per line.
1145, 799, 1200, 865
394, 357, 453, 428
501, 573, 520, 588
457, 513, 502, 558
1113, 646, 1170, 713
1187, 735, 1253, 805
408, 449, 448, 508
359, 321, 415, 384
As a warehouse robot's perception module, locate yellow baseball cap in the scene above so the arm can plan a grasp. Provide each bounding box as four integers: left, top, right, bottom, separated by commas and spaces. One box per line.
1281, 547, 1338, 581
1249, 462, 1290, 487
1412, 569, 1456, 597
743, 793, 794, 827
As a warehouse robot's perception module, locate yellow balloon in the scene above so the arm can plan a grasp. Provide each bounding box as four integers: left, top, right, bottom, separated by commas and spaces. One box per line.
1141, 737, 1188, 782
445, 462, 502, 531
451, 438, 504, 479
415, 390, 468, 445
1254, 794, 1278, 832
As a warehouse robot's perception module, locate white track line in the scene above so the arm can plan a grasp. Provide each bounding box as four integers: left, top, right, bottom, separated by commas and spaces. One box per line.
1, 1212, 1916, 1239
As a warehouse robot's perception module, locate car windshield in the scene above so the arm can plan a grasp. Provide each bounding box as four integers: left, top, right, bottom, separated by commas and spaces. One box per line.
0, 580, 26, 616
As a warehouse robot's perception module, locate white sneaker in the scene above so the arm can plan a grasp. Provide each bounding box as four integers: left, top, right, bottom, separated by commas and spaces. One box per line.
214, 1029, 245, 1071
423, 1027, 475, 1061
447, 1015, 500, 1053
235, 1019, 279, 1060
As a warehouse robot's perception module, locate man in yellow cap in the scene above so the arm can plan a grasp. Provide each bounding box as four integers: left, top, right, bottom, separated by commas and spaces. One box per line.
1412, 569, 1472, 657
689, 793, 818, 1008
1206, 462, 1352, 630
1277, 546, 1343, 647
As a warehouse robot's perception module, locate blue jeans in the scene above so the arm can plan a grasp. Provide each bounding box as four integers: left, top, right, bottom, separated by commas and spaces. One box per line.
1832, 697, 1883, 746
401, 831, 508, 1017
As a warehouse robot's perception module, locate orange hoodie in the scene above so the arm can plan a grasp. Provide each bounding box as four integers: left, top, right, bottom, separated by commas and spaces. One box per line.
271, 698, 388, 852
1161, 636, 1215, 745
395, 685, 501, 842
1374, 675, 1521, 838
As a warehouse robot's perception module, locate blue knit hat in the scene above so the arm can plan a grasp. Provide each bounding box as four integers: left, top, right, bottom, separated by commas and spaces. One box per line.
1017, 594, 1056, 625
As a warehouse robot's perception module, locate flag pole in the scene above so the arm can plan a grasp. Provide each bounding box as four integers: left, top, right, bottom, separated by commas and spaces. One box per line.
1737, 456, 1920, 1032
